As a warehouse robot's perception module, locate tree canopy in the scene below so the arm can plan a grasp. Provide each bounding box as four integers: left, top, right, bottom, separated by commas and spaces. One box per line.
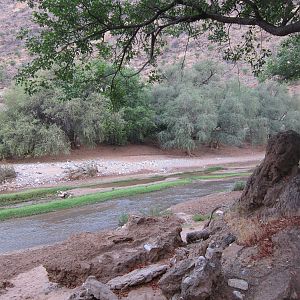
262, 34, 300, 81
18, 0, 300, 85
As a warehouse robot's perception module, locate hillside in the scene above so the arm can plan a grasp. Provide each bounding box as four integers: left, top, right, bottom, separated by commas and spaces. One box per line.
0, 1, 285, 94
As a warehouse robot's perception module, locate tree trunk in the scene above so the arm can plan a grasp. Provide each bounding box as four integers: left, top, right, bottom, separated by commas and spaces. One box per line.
236, 130, 300, 218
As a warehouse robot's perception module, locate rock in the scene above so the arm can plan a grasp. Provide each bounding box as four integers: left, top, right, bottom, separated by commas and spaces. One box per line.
68, 277, 118, 300
252, 268, 300, 300
180, 252, 222, 300
68, 288, 95, 300
159, 258, 196, 298
144, 243, 157, 252
237, 130, 300, 217
222, 233, 236, 247
186, 229, 211, 244
228, 279, 249, 291
58, 191, 71, 199
204, 243, 222, 260
83, 276, 118, 300
233, 290, 245, 299
107, 264, 168, 290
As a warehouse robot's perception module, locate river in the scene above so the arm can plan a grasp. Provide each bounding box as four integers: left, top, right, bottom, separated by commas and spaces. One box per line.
0, 179, 237, 253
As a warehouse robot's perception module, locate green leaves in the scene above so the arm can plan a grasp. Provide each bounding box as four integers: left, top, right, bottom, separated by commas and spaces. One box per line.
17, 0, 300, 88
0, 59, 156, 158
262, 35, 300, 82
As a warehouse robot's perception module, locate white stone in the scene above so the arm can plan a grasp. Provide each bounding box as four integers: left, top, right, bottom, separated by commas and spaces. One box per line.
228, 278, 249, 291
233, 290, 245, 299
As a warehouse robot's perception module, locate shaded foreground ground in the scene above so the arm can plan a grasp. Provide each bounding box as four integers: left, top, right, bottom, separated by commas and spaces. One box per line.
0, 190, 241, 300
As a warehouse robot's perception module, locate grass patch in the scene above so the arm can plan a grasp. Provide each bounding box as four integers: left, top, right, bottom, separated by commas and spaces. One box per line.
204, 166, 224, 172
0, 179, 191, 221
0, 187, 71, 207
189, 172, 251, 180
192, 213, 210, 222
171, 166, 224, 178
84, 176, 166, 189
140, 206, 172, 217
232, 181, 246, 191
118, 213, 129, 227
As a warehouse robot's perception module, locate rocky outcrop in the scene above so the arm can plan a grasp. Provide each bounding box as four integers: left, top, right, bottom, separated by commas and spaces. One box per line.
237, 130, 300, 217
180, 252, 222, 300
159, 258, 196, 298
45, 216, 183, 288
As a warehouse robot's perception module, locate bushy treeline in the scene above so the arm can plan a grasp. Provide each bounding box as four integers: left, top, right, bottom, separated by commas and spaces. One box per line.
0, 60, 299, 158
0, 61, 155, 158
151, 61, 300, 153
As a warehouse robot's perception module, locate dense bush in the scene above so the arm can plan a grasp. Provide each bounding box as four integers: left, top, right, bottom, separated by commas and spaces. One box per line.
0, 59, 299, 158
150, 61, 300, 152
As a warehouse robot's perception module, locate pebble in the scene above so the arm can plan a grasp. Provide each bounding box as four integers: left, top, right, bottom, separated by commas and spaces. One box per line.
228, 278, 249, 290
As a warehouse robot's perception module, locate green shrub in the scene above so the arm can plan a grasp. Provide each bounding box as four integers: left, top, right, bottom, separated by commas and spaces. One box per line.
192, 214, 209, 222
140, 206, 171, 217
0, 65, 7, 83
0, 165, 16, 183
232, 181, 246, 191
118, 213, 129, 226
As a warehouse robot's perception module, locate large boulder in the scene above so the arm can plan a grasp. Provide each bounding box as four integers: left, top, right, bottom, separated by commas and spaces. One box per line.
237, 130, 300, 217
159, 247, 223, 299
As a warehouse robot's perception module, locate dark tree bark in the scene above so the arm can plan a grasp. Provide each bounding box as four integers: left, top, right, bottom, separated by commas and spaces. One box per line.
237, 130, 300, 217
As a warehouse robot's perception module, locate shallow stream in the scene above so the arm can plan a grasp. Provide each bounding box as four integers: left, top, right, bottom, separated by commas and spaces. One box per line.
0, 179, 237, 253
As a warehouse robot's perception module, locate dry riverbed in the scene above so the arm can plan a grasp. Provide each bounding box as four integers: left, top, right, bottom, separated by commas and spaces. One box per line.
0, 145, 264, 191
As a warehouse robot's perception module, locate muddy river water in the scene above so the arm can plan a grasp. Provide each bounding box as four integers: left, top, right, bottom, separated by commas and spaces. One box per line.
0, 179, 237, 253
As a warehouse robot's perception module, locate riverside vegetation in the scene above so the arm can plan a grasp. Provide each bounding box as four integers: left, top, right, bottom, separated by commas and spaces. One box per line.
0, 58, 299, 159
